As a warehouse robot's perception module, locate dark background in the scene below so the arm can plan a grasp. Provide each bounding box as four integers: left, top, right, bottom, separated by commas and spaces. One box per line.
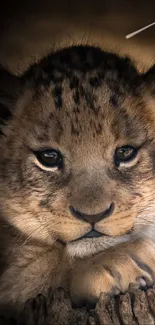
0, 0, 155, 74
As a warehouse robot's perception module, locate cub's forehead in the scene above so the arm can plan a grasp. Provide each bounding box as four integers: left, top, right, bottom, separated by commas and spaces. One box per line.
18, 46, 148, 148
21, 80, 146, 151
23, 45, 139, 114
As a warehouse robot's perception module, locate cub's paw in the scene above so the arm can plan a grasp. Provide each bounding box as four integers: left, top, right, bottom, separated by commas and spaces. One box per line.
70, 239, 155, 305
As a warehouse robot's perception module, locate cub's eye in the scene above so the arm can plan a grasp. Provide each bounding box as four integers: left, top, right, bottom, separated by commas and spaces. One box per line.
114, 146, 138, 166
36, 149, 63, 169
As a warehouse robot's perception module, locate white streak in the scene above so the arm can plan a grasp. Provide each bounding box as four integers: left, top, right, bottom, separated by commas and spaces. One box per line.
126, 22, 155, 39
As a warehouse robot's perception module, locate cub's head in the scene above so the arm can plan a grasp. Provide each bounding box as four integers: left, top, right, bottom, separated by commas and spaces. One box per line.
1, 46, 155, 257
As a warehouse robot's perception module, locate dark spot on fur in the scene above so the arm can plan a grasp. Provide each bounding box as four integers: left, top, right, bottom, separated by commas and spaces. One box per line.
96, 123, 102, 135
69, 76, 79, 89
56, 120, 63, 133
49, 112, 54, 120
79, 86, 100, 114
73, 89, 80, 105
79, 85, 85, 97
109, 94, 119, 108
89, 77, 102, 88
52, 86, 63, 109
65, 111, 70, 117
73, 105, 80, 114
0, 103, 12, 135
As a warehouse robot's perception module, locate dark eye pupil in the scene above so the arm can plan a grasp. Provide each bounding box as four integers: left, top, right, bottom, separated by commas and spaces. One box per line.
115, 146, 137, 166
36, 150, 62, 168
118, 148, 132, 158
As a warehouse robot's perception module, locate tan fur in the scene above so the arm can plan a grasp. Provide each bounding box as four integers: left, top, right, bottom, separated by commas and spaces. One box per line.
1, 46, 155, 315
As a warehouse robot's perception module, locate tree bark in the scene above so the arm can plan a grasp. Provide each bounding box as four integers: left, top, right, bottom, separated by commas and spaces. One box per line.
1, 285, 155, 325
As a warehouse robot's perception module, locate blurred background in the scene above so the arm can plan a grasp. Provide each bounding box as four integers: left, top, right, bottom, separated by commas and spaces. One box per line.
0, 0, 155, 74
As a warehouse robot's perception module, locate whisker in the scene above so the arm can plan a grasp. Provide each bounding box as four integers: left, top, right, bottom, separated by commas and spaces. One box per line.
12, 223, 48, 253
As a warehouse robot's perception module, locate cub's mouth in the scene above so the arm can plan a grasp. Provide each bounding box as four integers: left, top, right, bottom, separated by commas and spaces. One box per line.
71, 227, 134, 243
72, 229, 104, 242
67, 228, 133, 258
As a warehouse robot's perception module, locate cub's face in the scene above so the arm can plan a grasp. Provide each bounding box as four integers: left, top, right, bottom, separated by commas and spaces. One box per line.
1, 46, 155, 257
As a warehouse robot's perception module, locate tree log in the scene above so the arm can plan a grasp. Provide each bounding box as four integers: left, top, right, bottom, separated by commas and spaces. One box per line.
1, 285, 155, 325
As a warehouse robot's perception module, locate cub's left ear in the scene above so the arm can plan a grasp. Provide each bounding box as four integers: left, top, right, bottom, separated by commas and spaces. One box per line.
0, 67, 23, 124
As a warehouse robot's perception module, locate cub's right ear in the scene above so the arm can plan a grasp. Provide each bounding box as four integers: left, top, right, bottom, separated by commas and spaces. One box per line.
0, 68, 22, 124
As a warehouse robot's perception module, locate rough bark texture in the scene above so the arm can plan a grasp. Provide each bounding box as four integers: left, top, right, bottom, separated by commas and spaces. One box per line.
1, 285, 155, 325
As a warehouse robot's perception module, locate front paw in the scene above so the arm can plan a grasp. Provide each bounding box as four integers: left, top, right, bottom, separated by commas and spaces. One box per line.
70, 264, 119, 306
70, 239, 155, 305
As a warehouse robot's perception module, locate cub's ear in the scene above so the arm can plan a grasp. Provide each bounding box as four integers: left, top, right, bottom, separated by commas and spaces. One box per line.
0, 68, 22, 124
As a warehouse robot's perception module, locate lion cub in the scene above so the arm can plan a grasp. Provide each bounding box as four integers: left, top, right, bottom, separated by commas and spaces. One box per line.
0, 45, 155, 315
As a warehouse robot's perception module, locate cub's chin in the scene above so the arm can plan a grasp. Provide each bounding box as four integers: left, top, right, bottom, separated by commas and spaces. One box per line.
66, 230, 130, 258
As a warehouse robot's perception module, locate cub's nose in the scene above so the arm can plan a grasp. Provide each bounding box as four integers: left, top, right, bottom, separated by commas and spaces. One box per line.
69, 203, 114, 224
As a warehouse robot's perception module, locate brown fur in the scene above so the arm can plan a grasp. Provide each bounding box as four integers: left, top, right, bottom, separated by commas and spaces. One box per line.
0, 45, 155, 315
